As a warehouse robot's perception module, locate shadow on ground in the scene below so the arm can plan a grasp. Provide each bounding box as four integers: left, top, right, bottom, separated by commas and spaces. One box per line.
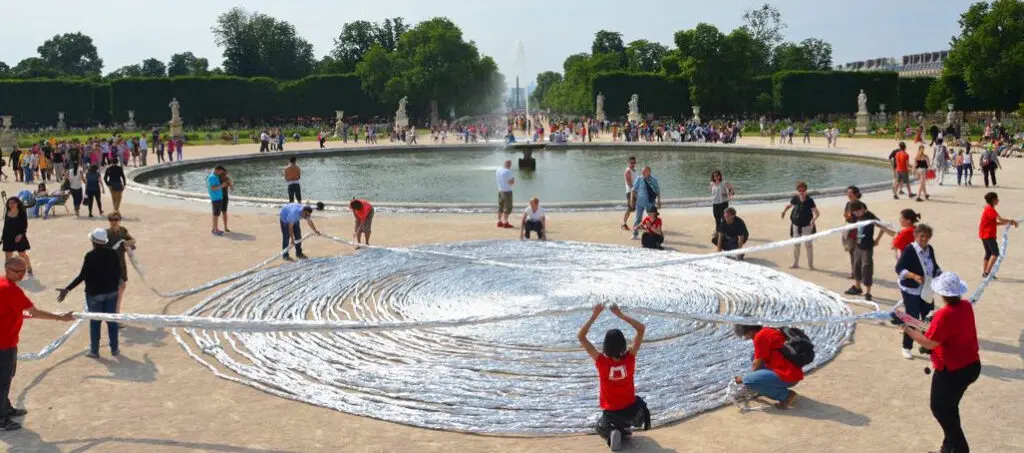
3, 430, 301, 453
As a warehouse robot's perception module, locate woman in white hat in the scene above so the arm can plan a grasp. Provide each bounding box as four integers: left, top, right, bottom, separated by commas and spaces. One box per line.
901, 271, 980, 453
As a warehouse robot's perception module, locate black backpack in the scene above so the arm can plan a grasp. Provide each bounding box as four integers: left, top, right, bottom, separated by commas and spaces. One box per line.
776, 327, 815, 367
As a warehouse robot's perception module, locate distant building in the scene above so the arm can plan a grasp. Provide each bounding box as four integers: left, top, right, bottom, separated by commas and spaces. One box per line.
839, 50, 949, 78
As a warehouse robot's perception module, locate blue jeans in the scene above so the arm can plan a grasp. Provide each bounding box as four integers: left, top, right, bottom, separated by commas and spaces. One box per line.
280, 221, 302, 256
31, 197, 58, 217
23, 167, 33, 183
743, 369, 795, 402
86, 291, 119, 354
632, 202, 654, 235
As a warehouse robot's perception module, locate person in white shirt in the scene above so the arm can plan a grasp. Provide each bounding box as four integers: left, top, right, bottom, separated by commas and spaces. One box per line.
621, 156, 637, 231
520, 197, 546, 240
496, 160, 515, 228
139, 137, 148, 167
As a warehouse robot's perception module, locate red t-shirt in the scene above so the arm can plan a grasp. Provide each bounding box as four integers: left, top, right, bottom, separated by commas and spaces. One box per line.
895, 151, 910, 172
892, 226, 915, 252
640, 216, 662, 233
925, 301, 980, 371
353, 200, 373, 222
594, 352, 636, 411
753, 328, 804, 384
979, 205, 998, 239
0, 277, 34, 349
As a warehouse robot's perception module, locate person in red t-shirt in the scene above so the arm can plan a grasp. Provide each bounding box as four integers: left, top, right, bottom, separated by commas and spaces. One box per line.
877, 209, 921, 260
902, 272, 980, 453
733, 325, 803, 408
639, 207, 664, 250
349, 199, 375, 245
978, 192, 1018, 278
0, 257, 74, 431
578, 303, 648, 451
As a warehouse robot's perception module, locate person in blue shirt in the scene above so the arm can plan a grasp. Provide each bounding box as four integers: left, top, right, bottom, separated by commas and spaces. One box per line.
207, 166, 229, 236
630, 166, 661, 240
280, 201, 325, 260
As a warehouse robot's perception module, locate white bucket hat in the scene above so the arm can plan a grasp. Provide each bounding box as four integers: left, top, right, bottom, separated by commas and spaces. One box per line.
89, 228, 109, 245
931, 272, 969, 298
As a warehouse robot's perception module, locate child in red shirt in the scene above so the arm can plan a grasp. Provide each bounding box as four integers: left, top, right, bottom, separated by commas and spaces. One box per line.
578, 304, 649, 451
733, 325, 803, 408
979, 192, 1018, 278
639, 207, 664, 250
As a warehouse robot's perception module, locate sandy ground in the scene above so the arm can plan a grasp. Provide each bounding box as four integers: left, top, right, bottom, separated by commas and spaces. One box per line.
1, 134, 1022, 453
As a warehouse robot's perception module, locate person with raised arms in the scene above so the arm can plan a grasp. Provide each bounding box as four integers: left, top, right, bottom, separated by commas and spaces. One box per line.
578, 303, 649, 451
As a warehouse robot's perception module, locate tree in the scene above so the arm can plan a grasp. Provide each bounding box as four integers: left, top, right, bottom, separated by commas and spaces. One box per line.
591, 30, 627, 68
625, 40, 668, 72
168, 52, 210, 76
0, 61, 9, 77
106, 64, 143, 80
945, 0, 1024, 109
742, 4, 786, 49
141, 58, 167, 77
11, 57, 61, 78
212, 7, 316, 79
36, 32, 103, 77
329, 18, 410, 74
799, 38, 833, 70
532, 71, 562, 105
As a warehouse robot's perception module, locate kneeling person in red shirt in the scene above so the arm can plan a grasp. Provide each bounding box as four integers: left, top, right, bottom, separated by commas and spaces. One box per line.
733, 325, 804, 408
578, 303, 649, 451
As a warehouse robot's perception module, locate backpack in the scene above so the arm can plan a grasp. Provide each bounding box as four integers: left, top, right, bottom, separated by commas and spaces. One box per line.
776, 327, 815, 367
789, 199, 812, 227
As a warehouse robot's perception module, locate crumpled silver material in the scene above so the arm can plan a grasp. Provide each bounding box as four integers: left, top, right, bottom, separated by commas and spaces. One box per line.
17, 219, 1017, 436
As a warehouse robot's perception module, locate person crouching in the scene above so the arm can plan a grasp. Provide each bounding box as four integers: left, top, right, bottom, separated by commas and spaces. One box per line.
577, 304, 650, 451
520, 197, 546, 240
733, 325, 803, 408
639, 207, 664, 250
715, 207, 749, 259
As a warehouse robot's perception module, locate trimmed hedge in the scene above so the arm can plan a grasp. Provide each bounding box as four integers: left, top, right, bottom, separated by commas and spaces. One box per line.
109, 78, 172, 125
279, 75, 389, 120
590, 72, 690, 119
897, 77, 933, 112
170, 76, 279, 122
0, 79, 97, 126
772, 71, 899, 117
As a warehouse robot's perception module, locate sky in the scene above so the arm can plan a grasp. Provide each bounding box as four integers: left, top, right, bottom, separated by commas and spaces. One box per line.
2, 0, 975, 84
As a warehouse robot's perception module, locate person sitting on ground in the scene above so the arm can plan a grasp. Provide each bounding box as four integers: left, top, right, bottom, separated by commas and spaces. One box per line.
520, 197, 546, 241
349, 199, 375, 245
280, 201, 324, 260
733, 325, 802, 409
715, 207, 748, 259
577, 303, 649, 451
639, 207, 664, 250
843, 201, 884, 301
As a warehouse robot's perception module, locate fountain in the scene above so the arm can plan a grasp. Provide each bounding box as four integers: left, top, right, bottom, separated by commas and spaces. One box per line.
509, 41, 544, 170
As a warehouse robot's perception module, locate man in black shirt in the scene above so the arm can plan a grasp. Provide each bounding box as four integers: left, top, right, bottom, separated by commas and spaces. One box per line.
103, 160, 127, 214
716, 207, 749, 259
57, 228, 123, 357
843, 201, 885, 301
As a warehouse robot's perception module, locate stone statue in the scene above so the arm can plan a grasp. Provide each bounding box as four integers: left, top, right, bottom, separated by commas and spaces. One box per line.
857, 89, 868, 113
58, 112, 65, 122
397, 97, 408, 116
128, 110, 136, 121
627, 94, 641, 122
946, 104, 956, 127
595, 92, 606, 122
855, 89, 870, 134
1, 116, 12, 130
395, 97, 409, 128
169, 97, 181, 120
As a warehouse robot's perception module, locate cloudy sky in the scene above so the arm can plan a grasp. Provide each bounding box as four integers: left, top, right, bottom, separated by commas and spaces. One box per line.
3, 0, 973, 82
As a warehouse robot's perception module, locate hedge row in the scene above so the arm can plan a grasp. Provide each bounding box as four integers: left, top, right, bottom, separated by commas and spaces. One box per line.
0, 74, 389, 127
771, 71, 899, 117
590, 72, 690, 118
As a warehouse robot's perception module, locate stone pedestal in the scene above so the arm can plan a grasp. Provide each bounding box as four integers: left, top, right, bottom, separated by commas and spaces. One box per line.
692, 106, 701, 124
596, 109, 606, 123
395, 115, 409, 130
125, 110, 137, 132
627, 111, 642, 123
0, 116, 15, 152
855, 112, 870, 134
169, 118, 183, 139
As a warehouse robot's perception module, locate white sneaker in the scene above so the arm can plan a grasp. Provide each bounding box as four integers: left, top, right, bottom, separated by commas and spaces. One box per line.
901, 348, 913, 360
609, 429, 622, 451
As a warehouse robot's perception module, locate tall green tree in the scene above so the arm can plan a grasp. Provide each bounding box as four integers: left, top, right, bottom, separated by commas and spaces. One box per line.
36, 32, 104, 77
212, 7, 316, 79
106, 64, 143, 80
329, 18, 410, 74
945, 0, 1024, 109
625, 40, 668, 72
591, 30, 627, 67
531, 71, 562, 105
772, 39, 832, 71
168, 52, 210, 76
741, 4, 786, 49
0, 61, 9, 77
141, 58, 167, 77
11, 57, 61, 78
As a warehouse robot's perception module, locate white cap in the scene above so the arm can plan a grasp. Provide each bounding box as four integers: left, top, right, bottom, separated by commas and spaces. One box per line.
931, 272, 969, 298
89, 228, 109, 244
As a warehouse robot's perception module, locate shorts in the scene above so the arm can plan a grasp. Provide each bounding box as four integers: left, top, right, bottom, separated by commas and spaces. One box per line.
211, 200, 223, 216
498, 191, 513, 214
982, 238, 1000, 260
359, 207, 375, 233
626, 192, 636, 212
896, 171, 910, 184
